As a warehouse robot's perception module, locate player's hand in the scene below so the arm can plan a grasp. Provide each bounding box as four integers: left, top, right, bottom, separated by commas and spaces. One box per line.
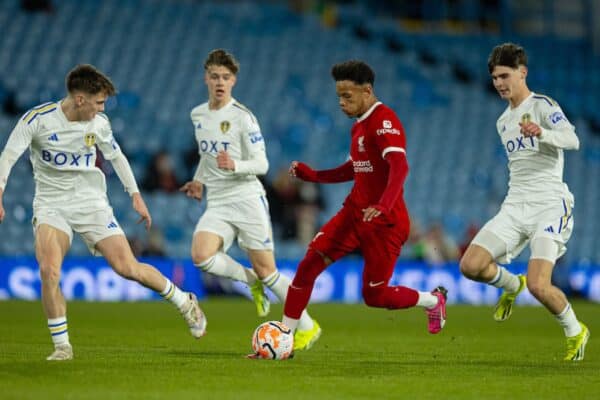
290, 161, 317, 181
519, 121, 542, 137
179, 180, 203, 201
362, 205, 385, 222
131, 192, 152, 230
217, 150, 235, 171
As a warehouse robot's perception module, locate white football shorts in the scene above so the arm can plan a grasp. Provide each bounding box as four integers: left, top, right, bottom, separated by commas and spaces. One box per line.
33, 204, 125, 256
471, 197, 574, 264
194, 195, 274, 252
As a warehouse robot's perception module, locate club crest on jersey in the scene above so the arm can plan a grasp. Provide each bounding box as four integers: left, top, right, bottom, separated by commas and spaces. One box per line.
84, 133, 96, 147
358, 136, 365, 152
521, 113, 531, 124
220, 121, 230, 134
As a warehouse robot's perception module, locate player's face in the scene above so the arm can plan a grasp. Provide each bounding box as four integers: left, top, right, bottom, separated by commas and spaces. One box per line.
205, 65, 236, 103
491, 65, 527, 101
75, 92, 107, 121
335, 80, 371, 118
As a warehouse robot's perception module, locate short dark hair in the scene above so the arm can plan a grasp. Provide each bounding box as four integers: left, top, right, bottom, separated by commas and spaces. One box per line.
487, 43, 527, 73
331, 60, 375, 86
66, 64, 116, 96
204, 49, 240, 74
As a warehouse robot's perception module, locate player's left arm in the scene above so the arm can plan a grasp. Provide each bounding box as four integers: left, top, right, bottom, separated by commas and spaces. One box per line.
363, 150, 408, 221
363, 112, 409, 222
218, 113, 268, 175
519, 103, 579, 150
96, 117, 151, 229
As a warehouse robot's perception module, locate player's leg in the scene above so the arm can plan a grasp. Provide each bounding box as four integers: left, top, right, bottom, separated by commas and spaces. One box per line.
282, 249, 330, 332
191, 210, 267, 316
528, 237, 588, 360
248, 248, 321, 350
359, 224, 447, 334
527, 255, 588, 360
35, 223, 73, 360
95, 234, 206, 338
528, 198, 588, 360
282, 206, 357, 333
192, 231, 259, 285
460, 209, 526, 321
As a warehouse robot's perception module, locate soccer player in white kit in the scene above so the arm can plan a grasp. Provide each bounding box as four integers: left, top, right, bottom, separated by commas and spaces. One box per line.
0, 64, 206, 361
180, 49, 321, 350
459, 43, 589, 361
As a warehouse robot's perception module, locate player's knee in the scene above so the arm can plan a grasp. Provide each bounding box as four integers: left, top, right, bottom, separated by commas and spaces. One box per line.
193, 254, 216, 272
362, 286, 387, 308
191, 249, 216, 268
459, 255, 483, 279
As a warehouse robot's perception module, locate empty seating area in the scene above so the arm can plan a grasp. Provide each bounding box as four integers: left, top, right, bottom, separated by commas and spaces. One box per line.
0, 0, 598, 265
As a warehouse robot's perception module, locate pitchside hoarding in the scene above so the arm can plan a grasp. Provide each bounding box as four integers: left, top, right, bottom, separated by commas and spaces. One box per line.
0, 257, 598, 303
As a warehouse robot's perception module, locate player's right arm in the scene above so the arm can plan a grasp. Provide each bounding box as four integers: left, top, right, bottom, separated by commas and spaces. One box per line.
289, 160, 354, 184
180, 163, 204, 201
0, 117, 36, 222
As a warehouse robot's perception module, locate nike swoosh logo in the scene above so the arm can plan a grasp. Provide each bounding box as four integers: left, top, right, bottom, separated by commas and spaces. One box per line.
368, 281, 385, 287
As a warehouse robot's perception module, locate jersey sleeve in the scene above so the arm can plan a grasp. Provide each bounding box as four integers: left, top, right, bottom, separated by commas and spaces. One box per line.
373, 109, 407, 159
234, 111, 268, 175
537, 101, 579, 150
0, 116, 36, 190
95, 114, 122, 160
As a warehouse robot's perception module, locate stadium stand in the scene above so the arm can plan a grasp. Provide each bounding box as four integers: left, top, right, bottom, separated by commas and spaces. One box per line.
0, 0, 598, 266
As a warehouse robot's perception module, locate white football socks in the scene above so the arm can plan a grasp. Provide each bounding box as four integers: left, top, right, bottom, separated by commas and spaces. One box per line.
556, 303, 582, 337
416, 291, 439, 309
48, 317, 69, 346
195, 252, 258, 285
488, 266, 521, 293
160, 279, 187, 309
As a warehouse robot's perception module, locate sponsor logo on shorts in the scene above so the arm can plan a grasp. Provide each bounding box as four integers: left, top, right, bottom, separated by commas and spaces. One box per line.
107, 221, 118, 229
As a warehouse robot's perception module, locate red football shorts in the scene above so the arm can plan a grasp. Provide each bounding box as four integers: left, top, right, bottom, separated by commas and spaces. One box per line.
309, 204, 409, 284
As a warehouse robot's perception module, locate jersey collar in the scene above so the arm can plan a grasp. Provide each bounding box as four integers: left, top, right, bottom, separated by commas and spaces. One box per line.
357, 101, 381, 122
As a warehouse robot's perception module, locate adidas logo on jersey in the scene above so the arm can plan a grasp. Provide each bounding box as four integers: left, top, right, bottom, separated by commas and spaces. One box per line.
107, 221, 118, 229
47, 133, 59, 142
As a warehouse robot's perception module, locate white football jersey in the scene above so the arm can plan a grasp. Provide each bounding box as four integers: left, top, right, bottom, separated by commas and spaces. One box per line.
3, 101, 121, 209
496, 92, 579, 203
191, 98, 267, 203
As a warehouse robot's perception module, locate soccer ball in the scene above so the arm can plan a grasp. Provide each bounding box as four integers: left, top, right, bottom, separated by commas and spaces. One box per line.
251, 321, 294, 360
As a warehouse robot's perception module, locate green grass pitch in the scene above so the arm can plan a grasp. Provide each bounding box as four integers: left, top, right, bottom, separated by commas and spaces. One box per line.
1, 299, 599, 399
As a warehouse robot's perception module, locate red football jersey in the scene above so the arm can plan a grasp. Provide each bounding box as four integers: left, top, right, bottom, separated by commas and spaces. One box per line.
346, 102, 409, 223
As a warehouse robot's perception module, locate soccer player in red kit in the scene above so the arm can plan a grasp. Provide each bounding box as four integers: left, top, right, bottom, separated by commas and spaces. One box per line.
281, 61, 448, 348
